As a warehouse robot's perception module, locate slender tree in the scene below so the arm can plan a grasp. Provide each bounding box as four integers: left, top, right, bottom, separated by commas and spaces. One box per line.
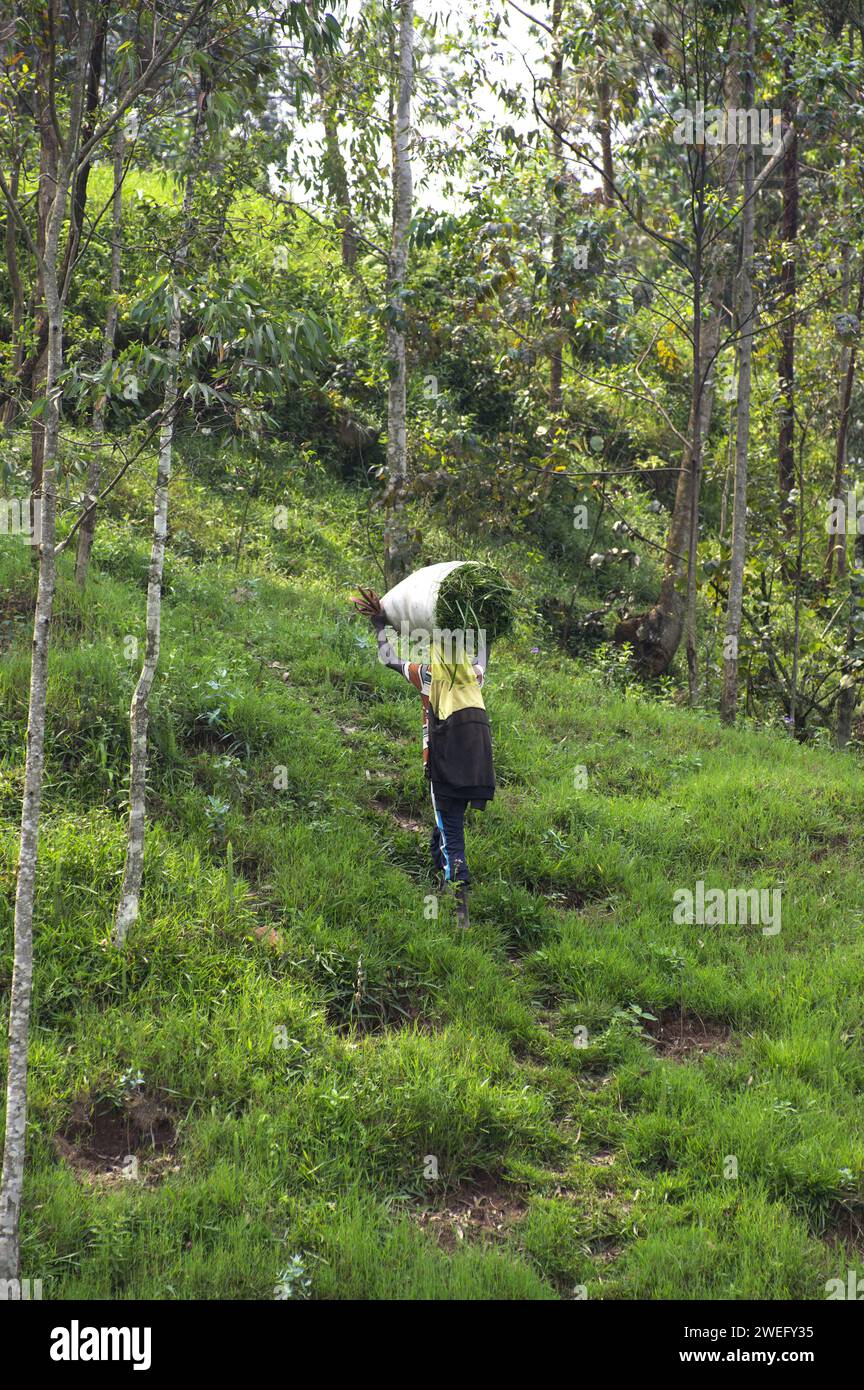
0, 2, 95, 1284
825, 271, 863, 586
114, 76, 210, 945
75, 119, 125, 587
777, 0, 798, 540
596, 67, 614, 208
684, 143, 707, 704
721, 0, 757, 723
1, 6, 29, 433
310, 11, 357, 269
0, 0, 214, 1278
382, 0, 414, 585
548, 0, 565, 418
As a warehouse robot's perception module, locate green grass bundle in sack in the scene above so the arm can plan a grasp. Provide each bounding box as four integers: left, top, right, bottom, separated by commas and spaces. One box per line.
376, 560, 515, 652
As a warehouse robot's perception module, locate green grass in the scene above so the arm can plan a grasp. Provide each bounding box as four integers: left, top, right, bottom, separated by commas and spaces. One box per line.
436, 560, 515, 643
1, 452, 863, 1300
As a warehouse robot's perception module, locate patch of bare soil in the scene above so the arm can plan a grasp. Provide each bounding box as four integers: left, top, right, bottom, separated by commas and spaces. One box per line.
534, 879, 589, 911
645, 1006, 733, 1061
371, 797, 426, 833
810, 832, 850, 863
592, 1236, 624, 1264
335, 989, 434, 1038
55, 1091, 178, 1187
415, 1176, 529, 1250
820, 1201, 864, 1253
183, 718, 243, 754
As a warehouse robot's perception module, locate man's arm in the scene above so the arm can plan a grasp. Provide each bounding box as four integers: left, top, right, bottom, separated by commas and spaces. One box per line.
370, 612, 406, 674
352, 586, 411, 679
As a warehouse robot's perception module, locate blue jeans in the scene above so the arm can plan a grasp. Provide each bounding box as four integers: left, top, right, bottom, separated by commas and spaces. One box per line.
430, 788, 470, 885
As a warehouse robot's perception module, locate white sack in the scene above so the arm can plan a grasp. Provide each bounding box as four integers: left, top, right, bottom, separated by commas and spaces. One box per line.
380, 560, 469, 632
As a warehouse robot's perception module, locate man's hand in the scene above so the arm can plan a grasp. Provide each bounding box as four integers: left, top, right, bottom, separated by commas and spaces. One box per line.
351, 585, 384, 620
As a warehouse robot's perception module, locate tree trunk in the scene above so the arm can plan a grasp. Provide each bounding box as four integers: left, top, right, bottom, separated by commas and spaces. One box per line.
60, 10, 107, 293
1, 8, 24, 431
114, 89, 208, 946
597, 74, 614, 209
789, 427, 806, 734
825, 265, 864, 586
29, 9, 60, 504
615, 266, 724, 676
832, 266, 864, 747
836, 515, 864, 747
303, 0, 356, 267
614, 44, 751, 680
777, 0, 798, 539
0, 5, 93, 1283
26, 7, 104, 493
382, 0, 414, 586
75, 121, 125, 588
1, 158, 26, 432
313, 58, 356, 267
721, 0, 757, 723
0, 307, 61, 1285
548, 0, 564, 416
832, 237, 853, 583
684, 151, 706, 705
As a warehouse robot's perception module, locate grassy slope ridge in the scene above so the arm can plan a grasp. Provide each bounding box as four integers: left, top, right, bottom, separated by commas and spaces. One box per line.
1, 462, 863, 1301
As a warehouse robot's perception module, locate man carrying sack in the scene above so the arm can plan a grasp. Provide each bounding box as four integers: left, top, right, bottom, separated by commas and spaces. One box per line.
351, 586, 495, 929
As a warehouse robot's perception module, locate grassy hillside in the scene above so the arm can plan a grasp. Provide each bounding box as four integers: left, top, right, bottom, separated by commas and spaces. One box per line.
1, 455, 863, 1301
